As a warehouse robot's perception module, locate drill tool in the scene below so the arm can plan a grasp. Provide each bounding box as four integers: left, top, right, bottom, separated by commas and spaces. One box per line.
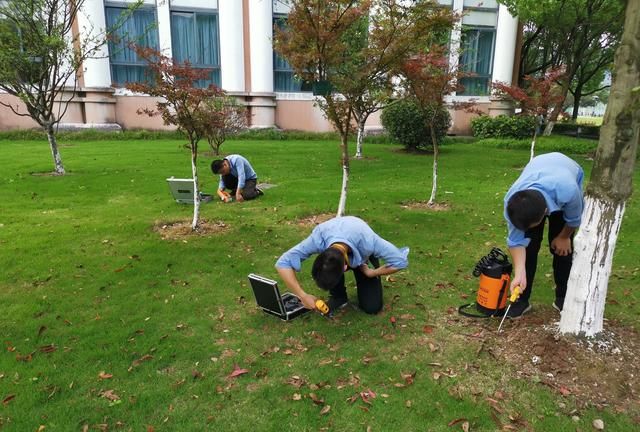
315, 299, 330, 315
497, 286, 521, 333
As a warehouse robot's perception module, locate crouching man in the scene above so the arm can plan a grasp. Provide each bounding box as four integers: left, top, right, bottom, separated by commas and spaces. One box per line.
276, 216, 409, 315
211, 154, 262, 202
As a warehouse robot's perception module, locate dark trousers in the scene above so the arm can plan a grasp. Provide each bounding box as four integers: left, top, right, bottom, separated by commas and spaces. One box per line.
329, 257, 383, 315
222, 175, 261, 200
521, 211, 574, 305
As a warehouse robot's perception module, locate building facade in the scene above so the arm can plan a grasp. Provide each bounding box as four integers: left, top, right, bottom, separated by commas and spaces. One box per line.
0, 0, 519, 134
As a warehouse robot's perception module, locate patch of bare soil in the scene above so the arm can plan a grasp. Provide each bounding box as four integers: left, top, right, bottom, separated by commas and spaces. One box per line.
401, 201, 450, 211
290, 212, 334, 227
153, 219, 229, 240
453, 307, 640, 414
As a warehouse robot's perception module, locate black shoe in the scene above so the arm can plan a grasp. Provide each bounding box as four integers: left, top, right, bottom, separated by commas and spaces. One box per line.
327, 295, 348, 315
505, 301, 532, 319
552, 298, 564, 312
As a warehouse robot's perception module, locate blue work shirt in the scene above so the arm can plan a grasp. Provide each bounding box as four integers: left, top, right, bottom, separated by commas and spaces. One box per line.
276, 216, 410, 271
504, 152, 584, 248
218, 155, 257, 190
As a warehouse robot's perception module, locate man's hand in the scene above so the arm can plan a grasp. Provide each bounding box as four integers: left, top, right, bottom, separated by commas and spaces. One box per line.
359, 264, 377, 278
300, 293, 317, 310
510, 272, 527, 295
235, 191, 244, 202
551, 236, 572, 256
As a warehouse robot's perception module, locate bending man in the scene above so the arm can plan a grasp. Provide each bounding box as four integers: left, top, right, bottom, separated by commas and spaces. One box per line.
276, 216, 409, 315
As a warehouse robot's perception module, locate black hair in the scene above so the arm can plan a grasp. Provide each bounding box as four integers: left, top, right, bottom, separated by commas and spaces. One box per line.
311, 248, 345, 290
211, 159, 225, 174
507, 189, 546, 231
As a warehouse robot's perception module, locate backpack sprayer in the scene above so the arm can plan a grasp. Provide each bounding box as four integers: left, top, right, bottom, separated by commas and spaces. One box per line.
459, 247, 512, 318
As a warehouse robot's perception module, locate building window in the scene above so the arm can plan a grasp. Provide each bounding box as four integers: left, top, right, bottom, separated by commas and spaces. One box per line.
459, 28, 495, 96
170, 11, 220, 88
273, 16, 311, 92
105, 7, 159, 86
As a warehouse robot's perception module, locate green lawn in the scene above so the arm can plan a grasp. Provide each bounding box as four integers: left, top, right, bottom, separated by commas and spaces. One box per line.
0, 137, 638, 431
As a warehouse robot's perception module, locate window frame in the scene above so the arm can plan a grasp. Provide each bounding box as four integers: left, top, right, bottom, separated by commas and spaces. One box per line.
104, 3, 160, 87
169, 7, 222, 88
272, 14, 312, 93
458, 26, 496, 96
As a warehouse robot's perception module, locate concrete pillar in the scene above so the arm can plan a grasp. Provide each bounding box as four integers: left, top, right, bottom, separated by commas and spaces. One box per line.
489, 4, 519, 117
219, 0, 245, 92
76, 0, 111, 88
247, 0, 275, 128
491, 4, 518, 86
156, 0, 172, 56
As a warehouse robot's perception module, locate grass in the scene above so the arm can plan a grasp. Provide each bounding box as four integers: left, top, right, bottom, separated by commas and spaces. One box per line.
0, 136, 638, 431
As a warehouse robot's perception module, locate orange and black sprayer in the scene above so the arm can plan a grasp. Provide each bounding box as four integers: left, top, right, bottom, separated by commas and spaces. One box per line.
459, 248, 512, 318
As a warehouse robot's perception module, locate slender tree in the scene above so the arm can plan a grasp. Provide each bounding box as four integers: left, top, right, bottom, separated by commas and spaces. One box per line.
559, 0, 640, 337
202, 97, 247, 156
274, 0, 454, 216
0, 0, 140, 175
493, 67, 565, 160
127, 46, 230, 230
400, 45, 472, 206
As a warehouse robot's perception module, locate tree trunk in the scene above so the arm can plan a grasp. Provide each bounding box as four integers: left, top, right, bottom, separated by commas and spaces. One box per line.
571, 87, 583, 121
560, 0, 640, 337
354, 118, 366, 159
529, 130, 538, 161
543, 70, 575, 136
46, 126, 65, 175
190, 148, 201, 230
336, 133, 350, 217
427, 124, 438, 206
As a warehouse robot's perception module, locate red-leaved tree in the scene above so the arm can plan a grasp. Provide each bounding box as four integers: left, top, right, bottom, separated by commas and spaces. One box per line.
127, 46, 238, 230
493, 67, 565, 160
400, 45, 475, 206
274, 0, 454, 216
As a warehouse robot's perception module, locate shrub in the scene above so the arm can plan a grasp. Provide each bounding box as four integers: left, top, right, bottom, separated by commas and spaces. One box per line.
471, 115, 536, 139
381, 99, 450, 151
552, 122, 600, 140
476, 135, 598, 154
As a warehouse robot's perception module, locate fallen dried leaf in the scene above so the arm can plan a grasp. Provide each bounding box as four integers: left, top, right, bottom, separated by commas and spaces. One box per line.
98, 372, 113, 380
401, 371, 417, 386
309, 393, 324, 405
320, 405, 331, 415
2, 394, 16, 405
448, 418, 467, 427
423, 325, 434, 334
228, 365, 249, 379
39, 344, 57, 353
38, 326, 47, 337
292, 393, 302, 401
100, 389, 120, 401
462, 421, 470, 432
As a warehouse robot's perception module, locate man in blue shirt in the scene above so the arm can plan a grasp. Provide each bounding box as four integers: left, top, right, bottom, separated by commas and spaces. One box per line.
211, 155, 262, 202
503, 152, 584, 318
276, 216, 409, 315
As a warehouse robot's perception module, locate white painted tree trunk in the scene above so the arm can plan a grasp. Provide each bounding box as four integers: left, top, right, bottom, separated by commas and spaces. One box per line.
190, 151, 200, 230
559, 0, 639, 336
559, 196, 625, 337
427, 126, 438, 206
354, 120, 366, 159
336, 161, 349, 217
337, 135, 350, 217
529, 132, 537, 161
46, 128, 65, 175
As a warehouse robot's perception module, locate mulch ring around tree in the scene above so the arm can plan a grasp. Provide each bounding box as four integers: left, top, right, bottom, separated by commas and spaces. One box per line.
401, 200, 450, 211
153, 219, 229, 240
290, 212, 334, 227
449, 307, 640, 415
